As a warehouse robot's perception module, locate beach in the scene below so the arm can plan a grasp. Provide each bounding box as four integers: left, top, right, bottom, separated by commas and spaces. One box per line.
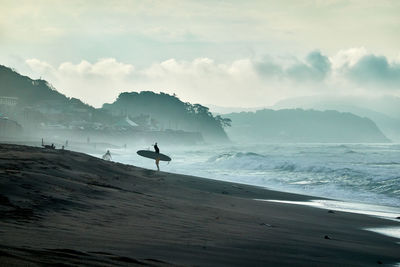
1, 144, 399, 266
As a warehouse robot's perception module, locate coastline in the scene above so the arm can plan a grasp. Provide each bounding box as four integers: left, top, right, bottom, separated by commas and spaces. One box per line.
0, 144, 399, 266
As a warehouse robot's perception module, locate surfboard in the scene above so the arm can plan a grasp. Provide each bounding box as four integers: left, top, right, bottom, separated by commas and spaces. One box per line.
137, 150, 172, 161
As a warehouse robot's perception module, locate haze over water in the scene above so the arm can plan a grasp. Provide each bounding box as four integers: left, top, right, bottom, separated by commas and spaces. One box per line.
2, 1, 400, 266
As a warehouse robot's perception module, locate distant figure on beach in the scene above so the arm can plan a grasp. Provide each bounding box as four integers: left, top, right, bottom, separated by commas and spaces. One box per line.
102, 150, 112, 161
154, 142, 160, 171
41, 138, 55, 149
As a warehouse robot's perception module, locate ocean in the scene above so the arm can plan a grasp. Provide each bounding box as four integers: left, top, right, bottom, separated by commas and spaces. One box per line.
109, 143, 400, 209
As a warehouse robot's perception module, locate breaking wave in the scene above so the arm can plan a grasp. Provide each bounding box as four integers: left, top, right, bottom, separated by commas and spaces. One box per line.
200, 146, 400, 207
114, 143, 400, 208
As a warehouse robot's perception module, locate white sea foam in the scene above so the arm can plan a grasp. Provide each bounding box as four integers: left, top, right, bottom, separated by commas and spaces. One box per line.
256, 199, 400, 241
110, 143, 400, 208
257, 199, 400, 221
365, 227, 400, 240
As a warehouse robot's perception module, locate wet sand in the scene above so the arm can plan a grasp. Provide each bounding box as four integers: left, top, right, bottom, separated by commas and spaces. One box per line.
0, 143, 399, 266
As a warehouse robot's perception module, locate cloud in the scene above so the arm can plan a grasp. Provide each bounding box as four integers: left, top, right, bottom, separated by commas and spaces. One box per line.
59, 58, 134, 78
330, 47, 368, 69
23, 49, 400, 108
254, 59, 283, 78
141, 27, 198, 42
255, 51, 331, 82
144, 58, 251, 78
26, 58, 135, 106
345, 54, 400, 87
144, 58, 220, 77
286, 51, 331, 81
25, 58, 56, 77
2, 0, 400, 69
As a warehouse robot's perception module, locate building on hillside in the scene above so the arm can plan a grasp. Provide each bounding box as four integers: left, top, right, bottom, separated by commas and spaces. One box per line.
36, 100, 65, 115
113, 116, 140, 131
0, 96, 18, 106
0, 96, 18, 118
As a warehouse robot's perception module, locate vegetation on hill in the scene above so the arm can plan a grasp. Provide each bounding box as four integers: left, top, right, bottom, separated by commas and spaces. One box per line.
103, 91, 231, 141
0, 65, 91, 110
0, 65, 230, 142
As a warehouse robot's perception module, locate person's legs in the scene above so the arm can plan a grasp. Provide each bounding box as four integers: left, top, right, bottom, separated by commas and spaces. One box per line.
156, 158, 160, 171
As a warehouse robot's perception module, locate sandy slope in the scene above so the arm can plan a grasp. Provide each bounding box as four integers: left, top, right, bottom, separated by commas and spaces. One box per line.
0, 144, 399, 266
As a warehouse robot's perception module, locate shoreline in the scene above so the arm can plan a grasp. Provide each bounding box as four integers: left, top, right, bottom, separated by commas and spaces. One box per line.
257, 199, 400, 221
1, 143, 399, 266
108, 142, 400, 211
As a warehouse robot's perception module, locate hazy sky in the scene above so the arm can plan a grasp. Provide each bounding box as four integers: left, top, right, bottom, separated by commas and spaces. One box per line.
1, 0, 399, 107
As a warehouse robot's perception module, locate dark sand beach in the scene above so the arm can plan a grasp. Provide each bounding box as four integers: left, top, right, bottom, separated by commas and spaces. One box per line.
0, 144, 399, 266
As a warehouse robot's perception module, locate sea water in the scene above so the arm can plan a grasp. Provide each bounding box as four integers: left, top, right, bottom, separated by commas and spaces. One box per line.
109, 143, 400, 209
106, 142, 400, 242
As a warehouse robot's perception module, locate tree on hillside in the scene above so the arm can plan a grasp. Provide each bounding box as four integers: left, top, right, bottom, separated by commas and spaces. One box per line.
102, 91, 231, 141
215, 115, 232, 128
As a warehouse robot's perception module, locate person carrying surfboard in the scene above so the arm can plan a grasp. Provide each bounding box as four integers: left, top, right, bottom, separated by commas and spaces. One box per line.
136, 147, 171, 169
154, 142, 160, 171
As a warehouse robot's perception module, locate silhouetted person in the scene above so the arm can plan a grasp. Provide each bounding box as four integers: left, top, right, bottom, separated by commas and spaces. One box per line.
154, 142, 160, 171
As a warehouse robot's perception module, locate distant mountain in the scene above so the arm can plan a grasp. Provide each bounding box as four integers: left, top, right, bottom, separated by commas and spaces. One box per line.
102, 92, 230, 142
272, 95, 400, 141
225, 109, 390, 143
207, 104, 266, 115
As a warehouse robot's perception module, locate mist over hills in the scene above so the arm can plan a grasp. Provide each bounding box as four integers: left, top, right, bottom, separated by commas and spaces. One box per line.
0, 65, 93, 112
103, 92, 229, 141
0, 64, 394, 144
208, 104, 266, 115
0, 65, 229, 143
273, 95, 400, 142
225, 109, 390, 143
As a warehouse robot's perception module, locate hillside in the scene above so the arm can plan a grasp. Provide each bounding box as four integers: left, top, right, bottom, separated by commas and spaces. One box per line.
0, 65, 103, 129
0, 65, 93, 111
0, 65, 229, 143
225, 109, 390, 143
103, 91, 230, 142
273, 95, 400, 142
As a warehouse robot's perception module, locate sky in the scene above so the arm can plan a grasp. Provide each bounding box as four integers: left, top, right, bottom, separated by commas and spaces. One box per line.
1, 0, 400, 108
